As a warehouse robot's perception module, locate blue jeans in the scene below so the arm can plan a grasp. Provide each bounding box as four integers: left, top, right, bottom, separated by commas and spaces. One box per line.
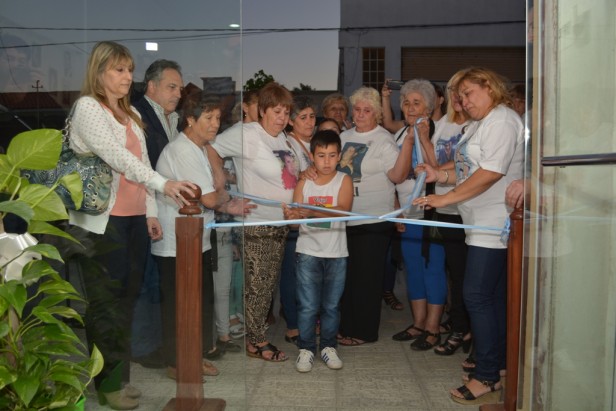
463, 245, 507, 382
296, 253, 346, 354
280, 229, 299, 329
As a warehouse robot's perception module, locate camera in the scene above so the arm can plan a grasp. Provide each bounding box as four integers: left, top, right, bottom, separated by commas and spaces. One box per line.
387, 80, 405, 90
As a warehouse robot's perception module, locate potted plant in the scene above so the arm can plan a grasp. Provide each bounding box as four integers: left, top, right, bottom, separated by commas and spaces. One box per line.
0, 129, 103, 410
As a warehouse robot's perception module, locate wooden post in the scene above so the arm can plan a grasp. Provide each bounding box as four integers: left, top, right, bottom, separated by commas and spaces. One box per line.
164, 187, 225, 411
480, 206, 524, 411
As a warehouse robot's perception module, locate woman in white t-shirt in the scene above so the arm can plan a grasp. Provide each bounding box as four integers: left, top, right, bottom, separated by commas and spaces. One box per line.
432, 73, 472, 357
279, 95, 317, 343
210, 82, 306, 362
414, 67, 524, 404
336, 86, 415, 346
390, 79, 446, 352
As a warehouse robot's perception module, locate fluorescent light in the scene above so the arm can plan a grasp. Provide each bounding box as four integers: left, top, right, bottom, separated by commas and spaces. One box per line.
229, 23, 240, 28
145, 42, 158, 51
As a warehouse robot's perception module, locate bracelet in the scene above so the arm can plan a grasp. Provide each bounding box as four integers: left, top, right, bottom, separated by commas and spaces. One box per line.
439, 170, 449, 184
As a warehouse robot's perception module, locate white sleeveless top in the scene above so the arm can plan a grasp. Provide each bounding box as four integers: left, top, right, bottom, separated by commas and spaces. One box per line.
296, 172, 348, 258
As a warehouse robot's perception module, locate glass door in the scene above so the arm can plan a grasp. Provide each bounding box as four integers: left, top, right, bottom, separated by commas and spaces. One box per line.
522, 0, 616, 409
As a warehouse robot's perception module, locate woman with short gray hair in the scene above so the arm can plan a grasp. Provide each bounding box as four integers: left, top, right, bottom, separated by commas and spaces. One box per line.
337, 86, 414, 346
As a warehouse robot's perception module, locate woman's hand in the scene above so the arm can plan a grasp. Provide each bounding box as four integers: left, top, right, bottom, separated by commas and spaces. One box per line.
382, 80, 392, 98
414, 163, 438, 183
164, 180, 197, 207
416, 117, 430, 142
300, 165, 318, 181
505, 179, 528, 209
147, 217, 163, 240
282, 203, 301, 220
395, 222, 406, 233
411, 194, 447, 210
225, 198, 257, 216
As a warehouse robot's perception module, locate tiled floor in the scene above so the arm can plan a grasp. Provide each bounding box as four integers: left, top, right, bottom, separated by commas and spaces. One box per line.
85, 272, 497, 411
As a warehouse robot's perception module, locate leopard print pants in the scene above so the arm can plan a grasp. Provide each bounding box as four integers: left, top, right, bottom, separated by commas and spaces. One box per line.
243, 224, 289, 345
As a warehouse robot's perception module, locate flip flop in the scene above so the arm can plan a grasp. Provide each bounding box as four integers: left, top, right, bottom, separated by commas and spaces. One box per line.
339, 337, 370, 346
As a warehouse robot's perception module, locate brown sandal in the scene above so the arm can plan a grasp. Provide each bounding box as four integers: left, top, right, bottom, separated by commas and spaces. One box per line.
383, 291, 404, 310
247, 343, 287, 362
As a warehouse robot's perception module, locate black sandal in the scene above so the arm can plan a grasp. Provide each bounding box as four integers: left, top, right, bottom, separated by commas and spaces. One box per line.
392, 325, 424, 341
462, 354, 476, 372
246, 343, 287, 362
434, 332, 472, 356
383, 291, 404, 310
450, 379, 502, 405
410, 330, 441, 351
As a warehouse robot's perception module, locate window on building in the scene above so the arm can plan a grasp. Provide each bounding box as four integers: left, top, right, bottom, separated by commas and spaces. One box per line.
362, 48, 384, 90
401, 47, 525, 84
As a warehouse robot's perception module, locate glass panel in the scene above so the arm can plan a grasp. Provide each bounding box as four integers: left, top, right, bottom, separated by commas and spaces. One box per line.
0, 2, 243, 409
525, 0, 616, 409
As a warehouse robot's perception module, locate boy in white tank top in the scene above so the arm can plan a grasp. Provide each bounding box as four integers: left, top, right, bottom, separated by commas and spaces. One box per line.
283, 130, 354, 372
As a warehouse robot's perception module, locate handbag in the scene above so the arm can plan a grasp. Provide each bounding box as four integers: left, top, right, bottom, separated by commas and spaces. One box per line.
22, 105, 113, 215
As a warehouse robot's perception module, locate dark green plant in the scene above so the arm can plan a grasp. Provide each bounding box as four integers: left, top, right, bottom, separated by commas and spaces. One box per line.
0, 129, 103, 410
243, 69, 275, 91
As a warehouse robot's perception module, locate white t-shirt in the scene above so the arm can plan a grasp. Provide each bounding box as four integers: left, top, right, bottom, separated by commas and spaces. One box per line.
151, 133, 215, 257
432, 117, 468, 215
296, 172, 349, 258
455, 105, 524, 248
287, 134, 312, 167
338, 125, 399, 225
214, 121, 244, 191
211, 121, 301, 223
393, 125, 424, 219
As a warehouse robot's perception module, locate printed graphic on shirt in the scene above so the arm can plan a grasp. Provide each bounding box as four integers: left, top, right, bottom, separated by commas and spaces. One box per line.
337, 142, 368, 183
222, 157, 236, 191
274, 149, 299, 190
307, 195, 333, 229
454, 139, 472, 183
436, 133, 463, 165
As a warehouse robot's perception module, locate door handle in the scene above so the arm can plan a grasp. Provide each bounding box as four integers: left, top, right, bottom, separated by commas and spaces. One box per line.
541, 152, 616, 167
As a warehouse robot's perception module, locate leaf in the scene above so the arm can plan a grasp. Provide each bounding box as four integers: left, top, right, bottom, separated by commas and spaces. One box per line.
58, 172, 83, 210
0, 321, 9, 339
88, 345, 104, 378
36, 278, 78, 295
11, 374, 39, 407
7, 129, 62, 170
31, 306, 62, 325
0, 283, 27, 317
0, 365, 17, 390
28, 220, 80, 244
0, 297, 8, 318
21, 260, 58, 285
24, 244, 63, 263
0, 200, 34, 223
46, 306, 83, 324
0, 154, 21, 193
23, 323, 80, 346
49, 372, 83, 392
18, 184, 68, 221
38, 294, 83, 309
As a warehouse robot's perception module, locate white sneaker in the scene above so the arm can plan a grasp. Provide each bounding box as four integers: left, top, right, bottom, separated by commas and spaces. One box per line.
321, 347, 343, 370
296, 349, 314, 372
